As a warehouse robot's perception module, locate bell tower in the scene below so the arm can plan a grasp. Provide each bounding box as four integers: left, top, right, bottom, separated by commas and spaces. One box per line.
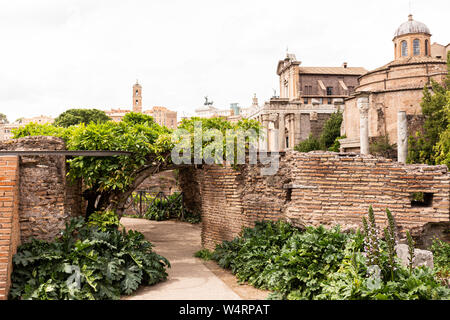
133, 80, 142, 113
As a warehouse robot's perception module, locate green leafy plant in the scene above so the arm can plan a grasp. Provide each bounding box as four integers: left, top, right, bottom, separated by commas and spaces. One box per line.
430, 238, 450, 286
369, 135, 397, 159
408, 52, 450, 166
319, 111, 343, 150
328, 135, 346, 152
294, 111, 343, 152
9, 216, 170, 300
194, 249, 214, 261
88, 210, 121, 231
406, 230, 415, 275
54, 108, 111, 128
207, 207, 450, 300
294, 134, 320, 152
13, 115, 260, 217
383, 208, 398, 281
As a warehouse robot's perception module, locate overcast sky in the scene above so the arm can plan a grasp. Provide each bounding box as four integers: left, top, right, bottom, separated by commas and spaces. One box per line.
0, 0, 448, 122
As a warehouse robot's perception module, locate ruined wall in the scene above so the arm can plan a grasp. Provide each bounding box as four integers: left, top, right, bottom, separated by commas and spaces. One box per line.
0, 156, 20, 300
0, 136, 83, 242
180, 151, 450, 250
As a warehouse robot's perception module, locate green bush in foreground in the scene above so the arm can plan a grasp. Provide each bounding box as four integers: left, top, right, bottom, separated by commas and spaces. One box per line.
209, 209, 450, 300
430, 238, 450, 286
9, 215, 170, 300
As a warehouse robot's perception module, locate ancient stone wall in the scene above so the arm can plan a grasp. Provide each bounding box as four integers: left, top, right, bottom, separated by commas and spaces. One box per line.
180, 151, 450, 250
0, 136, 83, 242
0, 156, 20, 300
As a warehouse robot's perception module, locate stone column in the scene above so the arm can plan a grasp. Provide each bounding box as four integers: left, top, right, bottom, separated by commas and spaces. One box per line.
397, 111, 408, 163
294, 113, 301, 146
278, 113, 285, 151
271, 122, 279, 152
261, 117, 269, 151
357, 95, 370, 155
289, 115, 295, 149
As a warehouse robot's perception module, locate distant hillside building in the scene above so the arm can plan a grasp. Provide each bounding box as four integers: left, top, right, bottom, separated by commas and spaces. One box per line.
144, 106, 177, 129
105, 81, 178, 129
0, 115, 54, 141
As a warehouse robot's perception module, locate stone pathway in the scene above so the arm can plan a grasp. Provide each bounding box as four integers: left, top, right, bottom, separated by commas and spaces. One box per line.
120, 218, 241, 300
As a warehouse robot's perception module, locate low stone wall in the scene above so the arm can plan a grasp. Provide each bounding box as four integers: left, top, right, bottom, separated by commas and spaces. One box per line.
180, 151, 450, 250
0, 156, 20, 300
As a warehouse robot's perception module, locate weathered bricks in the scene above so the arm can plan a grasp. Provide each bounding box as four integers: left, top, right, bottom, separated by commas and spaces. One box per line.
0, 156, 20, 300
180, 151, 450, 251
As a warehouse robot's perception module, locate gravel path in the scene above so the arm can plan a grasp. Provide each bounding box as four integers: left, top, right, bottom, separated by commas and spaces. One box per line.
120, 218, 241, 300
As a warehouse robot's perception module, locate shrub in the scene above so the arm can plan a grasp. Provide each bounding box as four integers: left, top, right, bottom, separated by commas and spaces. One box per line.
88, 210, 121, 231
144, 192, 184, 221
328, 135, 346, 152
319, 111, 343, 150
430, 238, 450, 286
294, 134, 320, 152
9, 216, 170, 300
208, 207, 450, 300
194, 249, 214, 261
369, 135, 397, 159
294, 111, 343, 152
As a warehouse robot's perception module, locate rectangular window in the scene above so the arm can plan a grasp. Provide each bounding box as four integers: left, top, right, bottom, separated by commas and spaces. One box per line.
304, 85, 312, 95
304, 98, 308, 104
326, 87, 333, 95
410, 192, 433, 207
327, 98, 332, 104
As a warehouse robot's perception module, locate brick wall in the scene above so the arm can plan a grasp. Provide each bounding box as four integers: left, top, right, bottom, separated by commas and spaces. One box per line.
0, 136, 83, 242
0, 156, 20, 300
180, 151, 450, 250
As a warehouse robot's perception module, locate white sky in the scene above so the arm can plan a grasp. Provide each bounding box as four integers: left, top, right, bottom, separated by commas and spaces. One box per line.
0, 0, 448, 122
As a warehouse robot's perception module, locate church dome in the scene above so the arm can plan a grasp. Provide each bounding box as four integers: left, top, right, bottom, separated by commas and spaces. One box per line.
394, 14, 431, 38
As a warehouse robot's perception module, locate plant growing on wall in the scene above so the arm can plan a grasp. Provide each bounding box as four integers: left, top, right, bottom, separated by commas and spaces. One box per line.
12, 114, 260, 217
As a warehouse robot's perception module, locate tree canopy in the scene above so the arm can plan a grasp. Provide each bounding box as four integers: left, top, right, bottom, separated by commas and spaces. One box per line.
408, 52, 450, 167
294, 111, 343, 152
54, 108, 111, 127
13, 114, 260, 216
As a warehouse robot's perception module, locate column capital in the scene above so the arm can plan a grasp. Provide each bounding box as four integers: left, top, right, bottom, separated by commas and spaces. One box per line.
357, 96, 369, 114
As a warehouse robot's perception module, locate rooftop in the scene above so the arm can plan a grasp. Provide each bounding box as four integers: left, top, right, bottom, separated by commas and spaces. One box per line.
393, 14, 431, 38
298, 66, 368, 75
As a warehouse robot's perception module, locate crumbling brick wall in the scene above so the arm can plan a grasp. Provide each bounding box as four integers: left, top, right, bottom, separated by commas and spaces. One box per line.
180, 151, 450, 250
0, 136, 83, 242
0, 156, 20, 300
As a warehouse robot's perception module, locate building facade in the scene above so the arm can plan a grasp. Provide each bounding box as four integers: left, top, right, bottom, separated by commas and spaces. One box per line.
0, 115, 54, 141
340, 15, 448, 153
144, 106, 177, 129
252, 54, 366, 151
105, 81, 178, 128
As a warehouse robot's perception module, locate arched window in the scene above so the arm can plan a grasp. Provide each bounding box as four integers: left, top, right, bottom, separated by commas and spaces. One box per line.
425, 40, 429, 56
401, 41, 408, 56
413, 39, 420, 55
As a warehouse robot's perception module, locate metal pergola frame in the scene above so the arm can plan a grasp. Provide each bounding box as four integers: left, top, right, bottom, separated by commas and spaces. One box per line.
0, 150, 133, 157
